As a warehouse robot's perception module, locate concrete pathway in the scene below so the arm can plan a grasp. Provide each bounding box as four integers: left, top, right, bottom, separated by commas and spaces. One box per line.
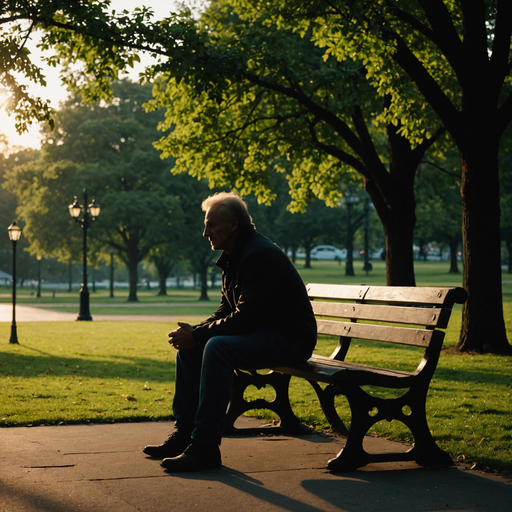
1, 418, 511, 512
0, 304, 178, 322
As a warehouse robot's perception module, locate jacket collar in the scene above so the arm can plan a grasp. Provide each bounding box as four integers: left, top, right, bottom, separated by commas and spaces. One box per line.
216, 226, 256, 271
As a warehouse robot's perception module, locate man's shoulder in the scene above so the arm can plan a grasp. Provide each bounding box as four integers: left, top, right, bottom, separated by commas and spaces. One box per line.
244, 231, 284, 255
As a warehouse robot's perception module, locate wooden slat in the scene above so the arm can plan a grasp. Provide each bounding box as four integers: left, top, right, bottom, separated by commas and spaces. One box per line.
307, 355, 413, 376
312, 302, 451, 328
316, 319, 445, 347
307, 284, 369, 301
363, 286, 461, 306
307, 283, 467, 307
273, 356, 416, 387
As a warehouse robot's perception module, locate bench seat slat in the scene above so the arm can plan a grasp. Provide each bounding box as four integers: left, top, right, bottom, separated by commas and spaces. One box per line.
274, 356, 416, 388
312, 302, 451, 328
317, 319, 444, 347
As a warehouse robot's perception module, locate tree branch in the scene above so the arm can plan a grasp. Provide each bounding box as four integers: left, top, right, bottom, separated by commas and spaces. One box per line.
244, 72, 365, 157
421, 159, 462, 180
391, 35, 462, 141
413, 0, 466, 69
351, 105, 390, 181
305, 116, 369, 177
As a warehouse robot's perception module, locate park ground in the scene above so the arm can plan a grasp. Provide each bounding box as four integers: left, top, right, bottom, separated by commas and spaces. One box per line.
1, 259, 512, 478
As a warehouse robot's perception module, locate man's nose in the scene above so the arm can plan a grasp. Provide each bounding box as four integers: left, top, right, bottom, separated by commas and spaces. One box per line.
203, 226, 209, 237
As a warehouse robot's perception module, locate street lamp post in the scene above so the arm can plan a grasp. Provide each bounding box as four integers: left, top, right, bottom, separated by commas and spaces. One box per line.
68, 188, 101, 321
36, 254, 42, 298
344, 195, 359, 277
109, 245, 115, 298
7, 221, 21, 344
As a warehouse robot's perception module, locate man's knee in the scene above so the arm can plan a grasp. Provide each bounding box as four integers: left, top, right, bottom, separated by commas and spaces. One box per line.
204, 335, 228, 352
203, 336, 234, 364
177, 343, 204, 366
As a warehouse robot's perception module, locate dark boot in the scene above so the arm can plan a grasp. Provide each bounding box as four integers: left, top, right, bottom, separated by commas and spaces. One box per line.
143, 430, 191, 458
161, 441, 221, 472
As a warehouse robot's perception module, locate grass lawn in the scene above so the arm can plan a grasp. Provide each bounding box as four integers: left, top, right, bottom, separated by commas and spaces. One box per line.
1, 258, 512, 477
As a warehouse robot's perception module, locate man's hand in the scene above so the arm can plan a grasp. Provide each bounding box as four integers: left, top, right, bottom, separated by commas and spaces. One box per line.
168, 322, 197, 350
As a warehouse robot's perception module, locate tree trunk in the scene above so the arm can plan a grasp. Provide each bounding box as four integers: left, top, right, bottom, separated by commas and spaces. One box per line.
127, 253, 138, 302
447, 236, 460, 274
304, 247, 312, 269
158, 272, 167, 295
290, 246, 297, 263
345, 203, 355, 277
210, 267, 219, 288
357, 113, 434, 287
456, 135, 511, 354
367, 179, 416, 286
383, 211, 416, 286
154, 257, 175, 296
199, 265, 209, 301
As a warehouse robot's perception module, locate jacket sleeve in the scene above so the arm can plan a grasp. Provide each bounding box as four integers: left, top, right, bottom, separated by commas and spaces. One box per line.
192, 293, 232, 334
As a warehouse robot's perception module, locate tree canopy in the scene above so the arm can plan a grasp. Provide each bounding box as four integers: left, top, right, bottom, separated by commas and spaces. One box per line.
4, 80, 192, 301
3, 0, 512, 353
140, 1, 449, 286
0, 0, 191, 133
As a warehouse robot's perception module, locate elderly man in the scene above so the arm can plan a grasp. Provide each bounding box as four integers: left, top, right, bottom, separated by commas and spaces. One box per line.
143, 192, 317, 472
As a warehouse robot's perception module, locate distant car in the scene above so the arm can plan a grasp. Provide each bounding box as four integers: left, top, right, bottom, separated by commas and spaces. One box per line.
311, 245, 346, 260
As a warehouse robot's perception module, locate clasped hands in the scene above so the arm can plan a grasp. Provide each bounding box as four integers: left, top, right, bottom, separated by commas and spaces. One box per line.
168, 321, 197, 351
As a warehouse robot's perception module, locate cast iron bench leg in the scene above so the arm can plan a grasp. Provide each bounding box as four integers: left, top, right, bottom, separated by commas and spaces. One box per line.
307, 380, 349, 435
225, 369, 304, 433
327, 383, 452, 471
397, 386, 453, 467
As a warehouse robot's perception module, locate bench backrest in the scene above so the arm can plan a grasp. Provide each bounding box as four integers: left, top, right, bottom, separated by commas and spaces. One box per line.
307, 284, 468, 361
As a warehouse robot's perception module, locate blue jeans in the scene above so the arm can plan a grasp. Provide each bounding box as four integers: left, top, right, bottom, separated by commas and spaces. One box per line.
172, 329, 310, 446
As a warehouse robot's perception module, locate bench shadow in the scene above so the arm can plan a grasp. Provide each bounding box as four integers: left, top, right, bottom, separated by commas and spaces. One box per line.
168, 465, 512, 512
301, 468, 512, 512
165, 466, 336, 512
225, 421, 338, 445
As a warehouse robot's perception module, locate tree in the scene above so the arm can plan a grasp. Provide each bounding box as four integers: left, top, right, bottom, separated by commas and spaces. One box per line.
181, 181, 219, 301
0, 1, 161, 134
150, 245, 183, 296
5, 1, 511, 351
5, 80, 187, 301
500, 195, 512, 274
275, 200, 341, 268
141, 2, 446, 286
261, 1, 512, 353
0, 147, 39, 275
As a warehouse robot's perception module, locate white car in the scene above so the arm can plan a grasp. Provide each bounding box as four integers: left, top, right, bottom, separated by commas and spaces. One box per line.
311, 245, 346, 260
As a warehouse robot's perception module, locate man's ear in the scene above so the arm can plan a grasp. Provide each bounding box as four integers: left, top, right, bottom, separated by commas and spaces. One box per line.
230, 217, 239, 233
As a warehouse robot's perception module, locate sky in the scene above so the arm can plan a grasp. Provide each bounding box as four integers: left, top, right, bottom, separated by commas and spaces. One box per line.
1, 1, 180, 150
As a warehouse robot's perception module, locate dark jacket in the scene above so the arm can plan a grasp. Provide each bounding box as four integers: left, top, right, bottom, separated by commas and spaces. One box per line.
192, 227, 317, 355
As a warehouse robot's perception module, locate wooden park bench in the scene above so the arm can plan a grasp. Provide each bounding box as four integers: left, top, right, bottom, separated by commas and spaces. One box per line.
225, 283, 468, 471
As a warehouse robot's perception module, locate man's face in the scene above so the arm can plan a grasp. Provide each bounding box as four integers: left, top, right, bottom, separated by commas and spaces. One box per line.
203, 204, 239, 253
